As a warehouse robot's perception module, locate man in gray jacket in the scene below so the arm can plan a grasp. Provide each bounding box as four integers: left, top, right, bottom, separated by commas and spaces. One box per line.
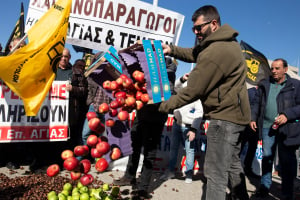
159, 5, 250, 200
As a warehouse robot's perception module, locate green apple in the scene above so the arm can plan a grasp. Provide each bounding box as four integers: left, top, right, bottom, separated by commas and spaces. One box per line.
48, 194, 59, 200
72, 187, 79, 194
102, 183, 110, 191
80, 193, 90, 200
77, 181, 84, 189
111, 186, 120, 197
58, 192, 67, 200
61, 190, 70, 197
48, 191, 57, 199
80, 186, 89, 194
67, 196, 73, 200
90, 197, 97, 200
63, 182, 73, 192
104, 195, 113, 200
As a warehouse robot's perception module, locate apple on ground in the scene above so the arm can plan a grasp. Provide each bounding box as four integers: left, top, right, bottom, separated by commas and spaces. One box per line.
99, 102, 109, 114
61, 149, 74, 160
96, 141, 110, 155
132, 70, 145, 83
95, 158, 109, 172
74, 145, 88, 157
80, 174, 94, 186
70, 170, 81, 180
117, 110, 129, 121
105, 119, 115, 127
46, 164, 60, 177
86, 111, 97, 121
80, 159, 91, 174
122, 77, 133, 89
63, 157, 80, 171
110, 147, 122, 160
115, 77, 124, 87
86, 135, 99, 147
90, 148, 103, 158
116, 97, 125, 107
114, 91, 126, 99
135, 90, 143, 100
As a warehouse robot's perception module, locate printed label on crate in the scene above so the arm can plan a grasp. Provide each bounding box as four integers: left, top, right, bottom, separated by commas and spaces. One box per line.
142, 40, 162, 103
153, 40, 171, 100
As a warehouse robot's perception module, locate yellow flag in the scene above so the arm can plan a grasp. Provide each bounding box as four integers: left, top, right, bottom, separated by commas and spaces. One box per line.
0, 0, 72, 116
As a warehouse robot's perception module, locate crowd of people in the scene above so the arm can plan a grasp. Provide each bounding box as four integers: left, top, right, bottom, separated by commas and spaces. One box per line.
1, 4, 300, 200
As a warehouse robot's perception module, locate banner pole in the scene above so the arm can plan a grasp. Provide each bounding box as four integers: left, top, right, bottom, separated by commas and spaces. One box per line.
8, 33, 28, 55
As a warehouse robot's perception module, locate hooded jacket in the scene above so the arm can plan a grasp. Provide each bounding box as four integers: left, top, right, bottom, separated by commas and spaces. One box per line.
159, 24, 250, 125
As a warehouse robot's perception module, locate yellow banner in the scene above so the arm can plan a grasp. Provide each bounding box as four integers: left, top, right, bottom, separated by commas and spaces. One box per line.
0, 0, 72, 116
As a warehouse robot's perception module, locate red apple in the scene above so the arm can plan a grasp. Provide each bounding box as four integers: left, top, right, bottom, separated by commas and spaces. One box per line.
80, 159, 91, 174
125, 96, 136, 107
46, 164, 60, 177
82, 145, 89, 155
118, 110, 129, 121
116, 97, 125, 107
133, 70, 145, 83
86, 111, 97, 121
90, 148, 103, 158
136, 100, 144, 110
115, 77, 124, 87
70, 170, 81, 180
122, 77, 133, 88
141, 93, 149, 103
88, 118, 105, 134
61, 149, 74, 160
80, 174, 94, 186
74, 145, 88, 157
110, 80, 119, 90
110, 100, 120, 109
114, 91, 127, 99
110, 147, 122, 160
109, 108, 118, 117
96, 141, 110, 155
102, 80, 111, 90
63, 157, 80, 171
119, 74, 128, 80
86, 135, 99, 147
135, 91, 143, 100
105, 119, 115, 127
99, 103, 109, 114
95, 158, 109, 172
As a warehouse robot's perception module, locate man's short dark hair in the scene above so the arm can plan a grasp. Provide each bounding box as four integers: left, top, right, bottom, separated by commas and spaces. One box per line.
192, 5, 221, 25
274, 58, 288, 68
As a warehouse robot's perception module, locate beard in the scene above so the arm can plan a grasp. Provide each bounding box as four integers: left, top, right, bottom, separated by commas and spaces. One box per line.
196, 26, 212, 43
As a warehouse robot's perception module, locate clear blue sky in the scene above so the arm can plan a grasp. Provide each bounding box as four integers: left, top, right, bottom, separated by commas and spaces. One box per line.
1, 0, 300, 78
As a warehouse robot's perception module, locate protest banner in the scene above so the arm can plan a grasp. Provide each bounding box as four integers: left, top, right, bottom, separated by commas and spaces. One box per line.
0, 80, 69, 143
25, 0, 185, 51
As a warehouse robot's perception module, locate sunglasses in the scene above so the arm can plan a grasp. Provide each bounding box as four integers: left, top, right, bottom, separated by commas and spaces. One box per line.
192, 21, 212, 32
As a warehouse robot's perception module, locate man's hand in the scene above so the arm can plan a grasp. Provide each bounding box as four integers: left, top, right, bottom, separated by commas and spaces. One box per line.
162, 43, 171, 55
187, 131, 195, 141
66, 84, 72, 92
249, 121, 257, 132
275, 114, 288, 125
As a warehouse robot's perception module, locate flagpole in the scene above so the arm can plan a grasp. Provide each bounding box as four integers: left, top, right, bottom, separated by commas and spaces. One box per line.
8, 33, 28, 55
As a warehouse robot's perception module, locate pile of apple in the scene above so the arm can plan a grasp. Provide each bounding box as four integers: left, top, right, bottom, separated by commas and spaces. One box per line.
47, 181, 120, 200
100, 70, 149, 127
47, 135, 121, 186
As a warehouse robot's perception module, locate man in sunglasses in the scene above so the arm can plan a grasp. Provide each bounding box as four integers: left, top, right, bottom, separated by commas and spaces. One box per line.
159, 5, 250, 200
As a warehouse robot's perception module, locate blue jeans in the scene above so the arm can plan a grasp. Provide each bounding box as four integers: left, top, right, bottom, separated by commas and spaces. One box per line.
81, 104, 105, 145
204, 120, 249, 200
261, 128, 298, 199
261, 128, 276, 189
168, 122, 195, 176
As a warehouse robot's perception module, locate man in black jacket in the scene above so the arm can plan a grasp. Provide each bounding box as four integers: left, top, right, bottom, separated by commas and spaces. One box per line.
250, 58, 300, 199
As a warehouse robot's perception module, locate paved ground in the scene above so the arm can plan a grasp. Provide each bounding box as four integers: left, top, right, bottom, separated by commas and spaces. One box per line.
1, 163, 300, 200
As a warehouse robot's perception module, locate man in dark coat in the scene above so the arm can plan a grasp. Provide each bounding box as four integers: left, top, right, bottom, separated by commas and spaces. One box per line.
250, 58, 300, 199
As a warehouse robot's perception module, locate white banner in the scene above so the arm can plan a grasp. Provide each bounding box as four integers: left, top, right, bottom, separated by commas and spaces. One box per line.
25, 0, 185, 51
0, 80, 69, 143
